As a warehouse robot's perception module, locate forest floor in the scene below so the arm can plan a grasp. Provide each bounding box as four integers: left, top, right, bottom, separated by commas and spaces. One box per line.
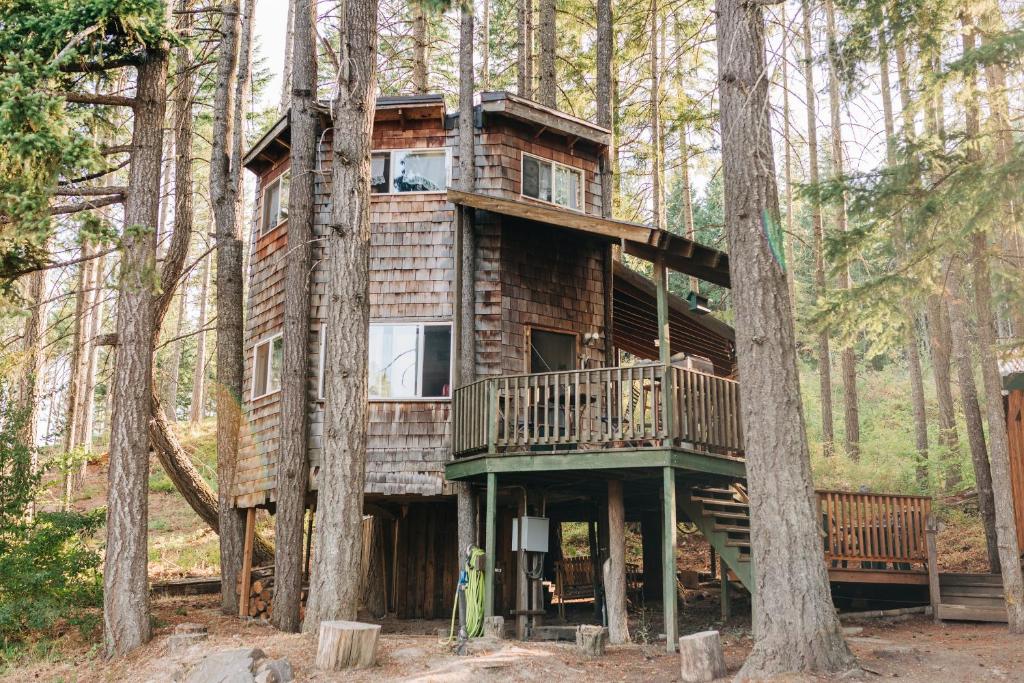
5, 594, 1024, 682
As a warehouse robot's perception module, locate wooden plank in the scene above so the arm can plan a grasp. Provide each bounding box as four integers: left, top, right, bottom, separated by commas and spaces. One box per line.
926, 515, 941, 622
484, 472, 497, 617
827, 568, 929, 585
239, 507, 256, 618
937, 603, 1008, 623
662, 466, 678, 653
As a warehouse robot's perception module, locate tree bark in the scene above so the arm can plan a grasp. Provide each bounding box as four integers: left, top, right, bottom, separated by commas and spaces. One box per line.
779, 4, 796, 318
302, 0, 379, 633
210, 0, 255, 615
103, 45, 168, 659
823, 0, 859, 459
274, 0, 316, 633
605, 480, 629, 644
971, 231, 1024, 631
716, 0, 854, 675
411, 2, 428, 94
279, 0, 295, 114
190, 251, 211, 423
161, 287, 187, 421
481, 0, 490, 89
801, 0, 834, 456
879, 32, 928, 487
517, 0, 533, 97
595, 0, 612, 218
17, 269, 46, 465
649, 0, 662, 231
536, 0, 555, 106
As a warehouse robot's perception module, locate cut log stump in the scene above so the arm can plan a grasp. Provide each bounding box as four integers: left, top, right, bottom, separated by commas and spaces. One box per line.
315, 620, 380, 671
575, 625, 607, 657
483, 616, 505, 640
678, 630, 726, 683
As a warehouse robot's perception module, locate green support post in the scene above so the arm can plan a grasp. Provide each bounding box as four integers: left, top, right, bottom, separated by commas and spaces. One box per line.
487, 380, 498, 454
662, 466, 678, 653
484, 471, 497, 617
654, 255, 674, 445
720, 556, 731, 621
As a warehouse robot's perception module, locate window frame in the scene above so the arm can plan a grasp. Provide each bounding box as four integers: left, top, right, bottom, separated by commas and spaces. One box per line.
251, 332, 284, 400
524, 324, 580, 374
367, 320, 454, 401
259, 170, 290, 237
370, 148, 450, 196
520, 151, 585, 213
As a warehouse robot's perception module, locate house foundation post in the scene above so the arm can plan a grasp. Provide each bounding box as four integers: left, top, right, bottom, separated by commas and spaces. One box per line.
484, 472, 497, 618
662, 466, 678, 652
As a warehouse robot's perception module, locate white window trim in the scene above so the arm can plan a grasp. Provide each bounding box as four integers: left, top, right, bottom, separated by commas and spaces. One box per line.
251, 332, 283, 400
259, 171, 289, 237
368, 320, 454, 402
370, 148, 451, 196
520, 151, 585, 213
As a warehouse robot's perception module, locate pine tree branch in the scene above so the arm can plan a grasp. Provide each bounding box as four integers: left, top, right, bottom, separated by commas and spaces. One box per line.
49, 194, 124, 215
64, 92, 136, 107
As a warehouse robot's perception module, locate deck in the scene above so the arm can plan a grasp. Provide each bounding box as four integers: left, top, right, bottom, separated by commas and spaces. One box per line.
450, 362, 744, 479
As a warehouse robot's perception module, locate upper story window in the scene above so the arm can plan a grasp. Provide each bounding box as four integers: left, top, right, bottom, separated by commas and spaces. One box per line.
260, 171, 290, 236
252, 333, 283, 399
368, 322, 452, 399
521, 152, 583, 211
371, 149, 448, 194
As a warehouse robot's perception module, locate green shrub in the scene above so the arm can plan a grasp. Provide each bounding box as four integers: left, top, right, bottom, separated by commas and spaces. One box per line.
0, 400, 103, 658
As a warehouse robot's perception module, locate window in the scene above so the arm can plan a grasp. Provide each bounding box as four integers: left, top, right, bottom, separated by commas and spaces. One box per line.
260, 172, 290, 235
252, 333, 283, 399
521, 153, 583, 211
370, 149, 448, 194
368, 323, 452, 399
529, 329, 577, 373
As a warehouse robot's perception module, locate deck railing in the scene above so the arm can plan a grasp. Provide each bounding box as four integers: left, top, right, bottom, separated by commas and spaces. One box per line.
818, 490, 932, 567
452, 362, 743, 457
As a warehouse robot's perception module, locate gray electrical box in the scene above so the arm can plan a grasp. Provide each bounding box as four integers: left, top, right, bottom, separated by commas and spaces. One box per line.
512, 516, 549, 553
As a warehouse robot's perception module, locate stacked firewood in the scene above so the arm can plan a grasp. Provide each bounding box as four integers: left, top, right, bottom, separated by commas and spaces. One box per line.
235, 567, 308, 621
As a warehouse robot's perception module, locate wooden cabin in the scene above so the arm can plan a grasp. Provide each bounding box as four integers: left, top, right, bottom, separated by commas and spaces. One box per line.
236, 92, 936, 647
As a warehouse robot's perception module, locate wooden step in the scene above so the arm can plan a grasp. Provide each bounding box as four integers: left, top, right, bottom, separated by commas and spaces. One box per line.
713, 524, 751, 534
702, 510, 749, 520
940, 573, 1004, 588
937, 602, 1007, 623
725, 539, 751, 549
692, 497, 749, 508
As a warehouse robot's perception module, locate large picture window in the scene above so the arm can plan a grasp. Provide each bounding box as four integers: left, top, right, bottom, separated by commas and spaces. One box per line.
521, 153, 583, 211
371, 149, 448, 194
252, 333, 283, 399
368, 323, 452, 399
260, 172, 289, 235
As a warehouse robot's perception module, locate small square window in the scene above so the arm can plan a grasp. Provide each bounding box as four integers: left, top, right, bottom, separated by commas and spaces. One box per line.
370, 149, 447, 194
371, 153, 390, 194
260, 172, 290, 235
252, 334, 283, 399
522, 153, 581, 210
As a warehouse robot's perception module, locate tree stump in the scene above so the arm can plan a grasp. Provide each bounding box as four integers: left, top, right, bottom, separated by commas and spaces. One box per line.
575, 625, 607, 657
484, 616, 505, 639
315, 621, 380, 671
678, 630, 726, 683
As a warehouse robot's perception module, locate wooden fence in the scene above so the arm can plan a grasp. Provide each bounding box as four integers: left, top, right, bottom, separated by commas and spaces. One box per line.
452, 363, 743, 457
818, 491, 932, 567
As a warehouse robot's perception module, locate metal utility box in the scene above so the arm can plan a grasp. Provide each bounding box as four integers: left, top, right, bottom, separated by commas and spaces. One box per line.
512, 516, 549, 553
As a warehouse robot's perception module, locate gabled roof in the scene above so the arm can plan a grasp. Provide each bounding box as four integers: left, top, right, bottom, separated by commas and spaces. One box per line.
478, 91, 611, 148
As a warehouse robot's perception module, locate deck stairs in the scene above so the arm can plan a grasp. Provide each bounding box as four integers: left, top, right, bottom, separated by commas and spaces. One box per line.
935, 573, 1008, 622
678, 483, 753, 592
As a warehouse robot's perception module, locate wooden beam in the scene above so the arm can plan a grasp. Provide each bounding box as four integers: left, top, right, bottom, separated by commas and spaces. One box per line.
484, 472, 497, 618
479, 91, 611, 147
662, 466, 678, 653
239, 507, 256, 618
447, 188, 655, 245
926, 515, 941, 622
720, 556, 731, 621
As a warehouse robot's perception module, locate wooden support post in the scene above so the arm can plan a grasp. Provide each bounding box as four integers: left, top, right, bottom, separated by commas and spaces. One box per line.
486, 379, 498, 453
926, 514, 941, 623
588, 514, 602, 621
662, 467, 678, 653
303, 508, 315, 581
654, 254, 674, 445
709, 546, 716, 579
239, 507, 256, 618
605, 480, 629, 644
485, 472, 497, 618
516, 493, 528, 640
641, 511, 663, 601
719, 557, 731, 621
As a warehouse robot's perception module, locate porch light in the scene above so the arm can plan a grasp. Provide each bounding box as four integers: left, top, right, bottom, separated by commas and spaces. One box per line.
687, 291, 711, 314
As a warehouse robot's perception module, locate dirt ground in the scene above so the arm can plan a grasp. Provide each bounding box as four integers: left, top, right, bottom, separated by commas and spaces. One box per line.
6, 594, 1024, 683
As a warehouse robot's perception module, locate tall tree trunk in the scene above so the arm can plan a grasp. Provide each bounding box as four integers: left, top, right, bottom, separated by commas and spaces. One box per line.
63, 241, 95, 504
303, 0, 379, 632
823, 0, 858, 459
280, 0, 295, 114
801, 0, 834, 456
649, 0, 662, 230
162, 288, 187, 421
879, 32, 928, 487
103, 45, 168, 659
517, 0, 533, 97
536, 0, 555, 106
274, 0, 316, 633
780, 4, 796, 318
190, 251, 211, 423
412, 2, 428, 94
210, 0, 256, 615
716, 0, 854, 674
455, 0, 479, 582
81, 252, 105, 452
595, 0, 613, 218
971, 230, 1024, 630
481, 0, 490, 89
18, 269, 46, 460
